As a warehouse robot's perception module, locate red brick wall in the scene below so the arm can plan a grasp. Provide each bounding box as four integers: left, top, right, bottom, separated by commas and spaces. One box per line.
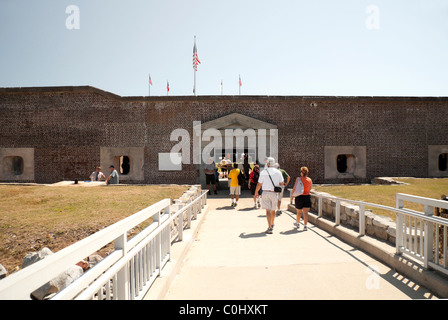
1, 87, 447, 184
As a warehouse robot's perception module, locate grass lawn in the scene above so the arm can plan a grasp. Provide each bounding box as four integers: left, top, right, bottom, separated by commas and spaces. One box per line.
0, 184, 188, 274
313, 178, 448, 218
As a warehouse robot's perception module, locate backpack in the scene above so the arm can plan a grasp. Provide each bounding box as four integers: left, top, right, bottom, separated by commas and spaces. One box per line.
252, 170, 260, 183
292, 177, 304, 197
237, 169, 245, 186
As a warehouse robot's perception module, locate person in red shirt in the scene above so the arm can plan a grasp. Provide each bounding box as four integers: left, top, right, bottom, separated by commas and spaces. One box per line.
248, 164, 262, 208
290, 166, 313, 231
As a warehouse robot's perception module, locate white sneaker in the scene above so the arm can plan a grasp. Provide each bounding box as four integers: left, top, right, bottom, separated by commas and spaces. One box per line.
293, 222, 300, 228
254, 203, 257, 208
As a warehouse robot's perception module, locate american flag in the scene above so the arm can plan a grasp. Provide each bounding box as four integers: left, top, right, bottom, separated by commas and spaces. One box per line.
193, 37, 201, 71
167, 81, 170, 92
149, 74, 152, 86
239, 75, 242, 87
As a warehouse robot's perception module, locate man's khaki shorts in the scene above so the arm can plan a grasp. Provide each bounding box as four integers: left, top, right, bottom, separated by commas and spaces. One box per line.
262, 191, 278, 210
229, 186, 241, 195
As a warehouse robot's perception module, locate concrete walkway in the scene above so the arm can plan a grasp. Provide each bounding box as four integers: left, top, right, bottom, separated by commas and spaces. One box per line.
152, 191, 439, 300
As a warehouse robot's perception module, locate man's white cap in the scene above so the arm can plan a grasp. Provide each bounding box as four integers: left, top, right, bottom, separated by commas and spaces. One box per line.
273, 163, 280, 169
266, 157, 275, 165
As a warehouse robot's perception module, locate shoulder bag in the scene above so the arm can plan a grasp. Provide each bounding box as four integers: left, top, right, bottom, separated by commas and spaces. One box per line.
267, 169, 282, 193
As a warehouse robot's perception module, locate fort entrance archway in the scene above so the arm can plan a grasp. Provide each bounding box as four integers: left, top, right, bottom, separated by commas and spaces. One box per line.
196, 113, 278, 189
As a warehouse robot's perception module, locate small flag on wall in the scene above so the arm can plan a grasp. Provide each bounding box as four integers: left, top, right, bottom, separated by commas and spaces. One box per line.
239, 75, 242, 95
167, 81, 170, 95
149, 74, 153, 86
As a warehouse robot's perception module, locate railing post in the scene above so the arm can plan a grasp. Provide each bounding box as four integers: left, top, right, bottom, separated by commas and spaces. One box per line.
178, 205, 184, 242
318, 196, 322, 217
335, 200, 340, 225
395, 195, 404, 254
153, 210, 162, 275
196, 196, 201, 218
164, 203, 171, 260
115, 233, 129, 300
187, 204, 192, 229
396, 213, 403, 254
396, 197, 404, 210
424, 205, 434, 269
192, 200, 197, 220
359, 204, 365, 236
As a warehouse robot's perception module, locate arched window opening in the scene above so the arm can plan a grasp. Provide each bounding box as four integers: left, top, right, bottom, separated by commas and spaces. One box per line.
337, 155, 347, 173
337, 154, 356, 174
439, 153, 448, 172
4, 156, 24, 175
120, 156, 130, 175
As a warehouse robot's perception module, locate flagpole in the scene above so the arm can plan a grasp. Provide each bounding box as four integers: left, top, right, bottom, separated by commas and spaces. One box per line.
193, 35, 201, 96
193, 36, 197, 96
239, 75, 241, 95
194, 66, 197, 96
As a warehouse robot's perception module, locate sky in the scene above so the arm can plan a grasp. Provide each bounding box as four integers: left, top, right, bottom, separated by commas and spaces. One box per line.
1, 0, 448, 97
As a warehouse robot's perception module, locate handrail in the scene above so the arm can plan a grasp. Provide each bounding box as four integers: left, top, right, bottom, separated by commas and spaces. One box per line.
311, 191, 448, 276
0, 198, 171, 300
0, 188, 208, 300
396, 193, 448, 210
312, 191, 402, 236
395, 193, 448, 273
73, 191, 207, 300
312, 192, 448, 225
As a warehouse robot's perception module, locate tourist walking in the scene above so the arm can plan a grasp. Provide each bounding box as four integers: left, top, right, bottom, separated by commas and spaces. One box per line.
204, 158, 218, 195
248, 164, 262, 208
228, 163, 241, 207
274, 163, 290, 216
290, 166, 313, 231
243, 153, 250, 184
255, 157, 284, 234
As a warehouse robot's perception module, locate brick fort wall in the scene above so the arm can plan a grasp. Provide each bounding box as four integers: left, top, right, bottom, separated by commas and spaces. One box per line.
0, 86, 447, 185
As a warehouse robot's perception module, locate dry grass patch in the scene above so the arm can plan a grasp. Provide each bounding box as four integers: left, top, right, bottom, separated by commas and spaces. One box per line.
0, 184, 188, 273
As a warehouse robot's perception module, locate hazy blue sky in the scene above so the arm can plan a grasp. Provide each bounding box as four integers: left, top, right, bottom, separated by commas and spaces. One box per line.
1, 0, 447, 97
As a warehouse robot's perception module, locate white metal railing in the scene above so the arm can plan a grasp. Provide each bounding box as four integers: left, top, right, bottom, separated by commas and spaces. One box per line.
0, 189, 208, 300
396, 193, 448, 275
312, 192, 448, 276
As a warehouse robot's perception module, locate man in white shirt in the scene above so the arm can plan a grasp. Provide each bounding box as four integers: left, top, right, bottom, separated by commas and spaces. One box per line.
255, 157, 284, 234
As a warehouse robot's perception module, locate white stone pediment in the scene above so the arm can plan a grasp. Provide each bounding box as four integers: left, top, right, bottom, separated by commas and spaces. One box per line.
197, 113, 277, 131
